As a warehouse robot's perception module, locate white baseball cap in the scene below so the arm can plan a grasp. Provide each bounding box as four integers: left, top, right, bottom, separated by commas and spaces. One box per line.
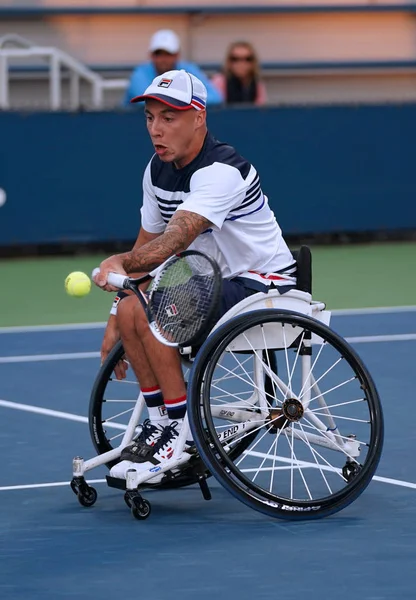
149, 29, 180, 55
131, 69, 207, 111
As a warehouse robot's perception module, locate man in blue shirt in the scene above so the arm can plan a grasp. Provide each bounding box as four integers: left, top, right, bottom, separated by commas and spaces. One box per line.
123, 29, 223, 107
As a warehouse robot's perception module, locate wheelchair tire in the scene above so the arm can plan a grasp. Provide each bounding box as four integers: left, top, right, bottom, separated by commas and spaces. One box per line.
88, 340, 267, 488
188, 309, 384, 520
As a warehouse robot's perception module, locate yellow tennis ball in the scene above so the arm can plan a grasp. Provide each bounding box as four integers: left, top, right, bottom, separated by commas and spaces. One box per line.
65, 271, 91, 298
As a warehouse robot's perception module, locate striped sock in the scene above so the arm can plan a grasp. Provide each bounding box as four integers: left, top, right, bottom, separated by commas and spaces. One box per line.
165, 394, 187, 422
142, 386, 168, 425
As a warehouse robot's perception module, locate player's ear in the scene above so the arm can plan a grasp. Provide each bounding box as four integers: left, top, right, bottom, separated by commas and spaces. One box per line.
195, 109, 206, 128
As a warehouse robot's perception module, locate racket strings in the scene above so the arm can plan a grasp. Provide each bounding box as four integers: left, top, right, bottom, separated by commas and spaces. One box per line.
149, 256, 217, 345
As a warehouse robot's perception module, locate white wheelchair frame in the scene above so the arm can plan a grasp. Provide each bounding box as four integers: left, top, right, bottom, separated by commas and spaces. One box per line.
72, 288, 362, 496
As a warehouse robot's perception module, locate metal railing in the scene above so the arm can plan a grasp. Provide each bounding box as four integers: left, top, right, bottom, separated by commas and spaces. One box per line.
0, 34, 128, 110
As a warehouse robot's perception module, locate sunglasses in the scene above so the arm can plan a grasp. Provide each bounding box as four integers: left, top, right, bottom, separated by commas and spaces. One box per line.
152, 49, 176, 57
229, 55, 254, 63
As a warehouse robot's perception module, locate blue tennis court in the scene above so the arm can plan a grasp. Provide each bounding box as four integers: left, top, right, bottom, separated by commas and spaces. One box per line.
1, 308, 415, 600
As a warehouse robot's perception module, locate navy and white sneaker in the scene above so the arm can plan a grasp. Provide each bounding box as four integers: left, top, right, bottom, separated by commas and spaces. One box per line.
119, 418, 164, 463
111, 421, 191, 482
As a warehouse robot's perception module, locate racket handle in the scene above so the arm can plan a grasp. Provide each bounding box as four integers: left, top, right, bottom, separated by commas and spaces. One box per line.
92, 268, 129, 289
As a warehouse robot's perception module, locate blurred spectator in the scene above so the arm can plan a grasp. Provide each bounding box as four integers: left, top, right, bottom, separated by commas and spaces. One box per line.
212, 41, 267, 106
123, 29, 222, 107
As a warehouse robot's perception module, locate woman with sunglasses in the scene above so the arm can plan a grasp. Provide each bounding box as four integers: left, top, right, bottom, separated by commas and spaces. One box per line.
212, 41, 267, 106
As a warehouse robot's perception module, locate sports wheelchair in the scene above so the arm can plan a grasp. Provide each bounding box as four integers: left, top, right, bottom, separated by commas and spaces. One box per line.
70, 247, 384, 520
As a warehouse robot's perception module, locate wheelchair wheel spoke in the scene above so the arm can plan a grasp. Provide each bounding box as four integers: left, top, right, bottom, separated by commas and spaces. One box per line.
251, 434, 279, 484
214, 357, 264, 400
281, 324, 293, 400
297, 341, 326, 400
213, 355, 253, 384
305, 376, 357, 405
108, 430, 127, 442
310, 398, 365, 411
269, 434, 280, 492
285, 426, 313, 500
310, 413, 369, 424
108, 378, 140, 385
104, 399, 138, 403
292, 423, 347, 484
296, 422, 334, 493
104, 407, 135, 422
299, 356, 344, 402
234, 421, 286, 468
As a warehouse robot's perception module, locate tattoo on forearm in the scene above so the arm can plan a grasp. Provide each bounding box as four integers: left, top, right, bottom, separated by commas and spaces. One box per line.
122, 211, 213, 273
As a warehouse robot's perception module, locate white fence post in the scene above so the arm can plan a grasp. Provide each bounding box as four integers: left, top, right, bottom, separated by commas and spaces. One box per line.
50, 52, 61, 110
0, 54, 9, 109
69, 71, 80, 110
92, 80, 102, 109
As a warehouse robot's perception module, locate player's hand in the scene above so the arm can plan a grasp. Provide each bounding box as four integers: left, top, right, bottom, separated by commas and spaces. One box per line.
101, 315, 128, 380
94, 255, 127, 292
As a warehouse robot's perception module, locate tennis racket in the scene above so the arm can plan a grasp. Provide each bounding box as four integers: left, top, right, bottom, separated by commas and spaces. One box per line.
93, 250, 222, 347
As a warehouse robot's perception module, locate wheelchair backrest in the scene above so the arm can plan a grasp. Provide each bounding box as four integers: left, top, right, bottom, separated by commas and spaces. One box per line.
292, 245, 312, 294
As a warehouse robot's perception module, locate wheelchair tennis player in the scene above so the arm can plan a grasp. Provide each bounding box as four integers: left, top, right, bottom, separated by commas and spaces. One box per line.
94, 69, 297, 482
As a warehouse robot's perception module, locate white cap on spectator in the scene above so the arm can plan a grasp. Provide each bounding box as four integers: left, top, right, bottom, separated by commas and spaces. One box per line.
149, 30, 180, 55
131, 69, 207, 110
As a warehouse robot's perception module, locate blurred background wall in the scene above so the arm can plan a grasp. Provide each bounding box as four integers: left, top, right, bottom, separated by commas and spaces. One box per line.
1, 0, 416, 252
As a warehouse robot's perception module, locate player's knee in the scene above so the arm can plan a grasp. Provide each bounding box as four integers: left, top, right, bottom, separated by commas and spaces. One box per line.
117, 295, 138, 332
133, 300, 149, 333
117, 294, 147, 336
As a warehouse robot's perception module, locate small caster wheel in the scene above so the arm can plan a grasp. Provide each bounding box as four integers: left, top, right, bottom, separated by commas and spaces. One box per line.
124, 491, 132, 509
342, 461, 361, 482
70, 479, 79, 496
77, 486, 98, 507
131, 498, 151, 520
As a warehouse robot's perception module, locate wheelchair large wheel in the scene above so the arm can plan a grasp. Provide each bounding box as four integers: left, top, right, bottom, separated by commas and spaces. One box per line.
88, 340, 274, 487
188, 309, 384, 520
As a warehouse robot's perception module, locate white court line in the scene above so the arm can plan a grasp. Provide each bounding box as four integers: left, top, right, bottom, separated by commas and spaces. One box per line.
0, 305, 415, 334
0, 471, 414, 493
345, 333, 416, 344
0, 399, 126, 430
0, 322, 106, 334
0, 479, 106, 492
373, 475, 416, 489
0, 351, 100, 363
1, 332, 416, 364
333, 305, 416, 316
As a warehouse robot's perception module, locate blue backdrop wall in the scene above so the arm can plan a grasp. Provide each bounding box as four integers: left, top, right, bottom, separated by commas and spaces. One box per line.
0, 105, 415, 247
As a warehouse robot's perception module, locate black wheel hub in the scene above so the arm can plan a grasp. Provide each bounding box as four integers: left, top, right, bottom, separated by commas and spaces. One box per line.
282, 398, 304, 422
268, 398, 304, 432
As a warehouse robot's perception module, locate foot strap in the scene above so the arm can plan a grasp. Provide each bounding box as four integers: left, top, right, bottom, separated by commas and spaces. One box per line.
120, 443, 159, 464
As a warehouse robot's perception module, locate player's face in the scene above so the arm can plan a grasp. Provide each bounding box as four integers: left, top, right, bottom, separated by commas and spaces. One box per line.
144, 99, 206, 169
151, 50, 178, 75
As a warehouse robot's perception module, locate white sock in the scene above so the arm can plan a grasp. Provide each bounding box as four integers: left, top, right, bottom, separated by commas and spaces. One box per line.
142, 387, 169, 426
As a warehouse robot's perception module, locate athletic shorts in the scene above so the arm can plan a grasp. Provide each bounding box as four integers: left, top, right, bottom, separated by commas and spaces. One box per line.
219, 276, 298, 318
219, 278, 257, 319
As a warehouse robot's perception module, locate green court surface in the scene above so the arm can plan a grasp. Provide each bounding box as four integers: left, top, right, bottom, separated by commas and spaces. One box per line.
0, 242, 415, 327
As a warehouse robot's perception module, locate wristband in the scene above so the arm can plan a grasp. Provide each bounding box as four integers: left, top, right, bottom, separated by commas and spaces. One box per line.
110, 291, 129, 316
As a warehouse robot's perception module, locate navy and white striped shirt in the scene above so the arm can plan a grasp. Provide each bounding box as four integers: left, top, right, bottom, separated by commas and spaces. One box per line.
141, 132, 296, 287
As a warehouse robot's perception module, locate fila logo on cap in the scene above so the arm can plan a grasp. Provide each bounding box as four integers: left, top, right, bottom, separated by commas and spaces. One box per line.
158, 78, 172, 88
